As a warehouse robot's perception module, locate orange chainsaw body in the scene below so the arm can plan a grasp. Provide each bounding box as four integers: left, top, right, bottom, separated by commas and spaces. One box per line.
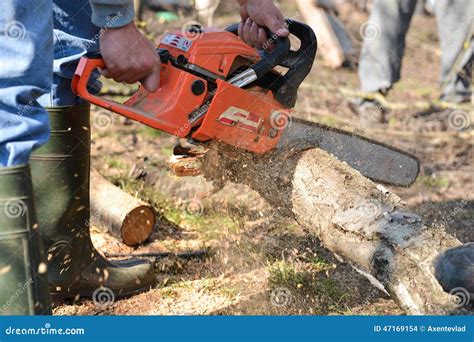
72, 22, 317, 154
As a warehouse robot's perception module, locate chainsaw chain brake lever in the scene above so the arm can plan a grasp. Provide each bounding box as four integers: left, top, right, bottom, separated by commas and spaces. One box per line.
226, 20, 318, 108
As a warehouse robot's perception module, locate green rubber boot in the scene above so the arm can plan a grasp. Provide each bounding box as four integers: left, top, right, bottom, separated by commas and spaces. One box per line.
30, 104, 155, 301
0, 165, 52, 315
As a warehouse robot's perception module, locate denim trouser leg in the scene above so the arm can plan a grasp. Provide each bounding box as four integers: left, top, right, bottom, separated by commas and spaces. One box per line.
0, 0, 53, 167
37, 0, 101, 107
358, 0, 417, 93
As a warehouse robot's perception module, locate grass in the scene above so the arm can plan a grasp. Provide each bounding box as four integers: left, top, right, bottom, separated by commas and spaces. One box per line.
104, 156, 127, 170
417, 175, 450, 189
109, 176, 241, 240
268, 259, 350, 314
141, 126, 163, 139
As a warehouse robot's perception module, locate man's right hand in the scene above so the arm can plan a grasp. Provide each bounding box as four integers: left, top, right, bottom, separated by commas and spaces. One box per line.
237, 0, 289, 49
99, 22, 161, 92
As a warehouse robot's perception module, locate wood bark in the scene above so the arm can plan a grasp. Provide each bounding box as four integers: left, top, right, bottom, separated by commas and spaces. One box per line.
201, 133, 464, 314
90, 169, 156, 247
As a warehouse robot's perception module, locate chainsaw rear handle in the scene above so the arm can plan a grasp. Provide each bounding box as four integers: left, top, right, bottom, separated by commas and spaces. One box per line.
71, 53, 110, 110
225, 23, 290, 79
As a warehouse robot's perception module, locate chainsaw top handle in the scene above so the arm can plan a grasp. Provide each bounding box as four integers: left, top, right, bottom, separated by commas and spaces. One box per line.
225, 23, 291, 80
226, 20, 317, 108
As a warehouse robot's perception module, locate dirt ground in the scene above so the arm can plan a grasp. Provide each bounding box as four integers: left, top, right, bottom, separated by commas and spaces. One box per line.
55, 1, 472, 316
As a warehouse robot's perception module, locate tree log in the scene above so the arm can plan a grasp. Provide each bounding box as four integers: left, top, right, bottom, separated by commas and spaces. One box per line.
90, 169, 156, 247
201, 128, 464, 314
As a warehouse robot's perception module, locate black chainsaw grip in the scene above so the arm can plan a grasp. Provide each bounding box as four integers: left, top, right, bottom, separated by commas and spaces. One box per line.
252, 33, 290, 79
226, 20, 317, 108
225, 23, 290, 79
275, 20, 318, 108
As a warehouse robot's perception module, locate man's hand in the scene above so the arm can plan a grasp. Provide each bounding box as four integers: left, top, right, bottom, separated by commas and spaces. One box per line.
237, 0, 289, 49
100, 22, 161, 92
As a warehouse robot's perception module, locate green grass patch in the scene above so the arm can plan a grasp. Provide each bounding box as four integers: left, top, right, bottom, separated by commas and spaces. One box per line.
417, 175, 450, 189
268, 260, 350, 314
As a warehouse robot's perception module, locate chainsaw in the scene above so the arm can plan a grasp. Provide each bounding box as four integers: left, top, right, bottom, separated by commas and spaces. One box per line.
72, 20, 419, 187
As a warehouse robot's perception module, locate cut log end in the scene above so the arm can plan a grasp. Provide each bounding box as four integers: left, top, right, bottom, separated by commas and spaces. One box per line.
121, 205, 156, 247
90, 169, 156, 247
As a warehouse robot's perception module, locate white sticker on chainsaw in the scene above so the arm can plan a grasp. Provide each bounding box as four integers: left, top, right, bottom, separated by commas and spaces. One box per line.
217, 107, 262, 132
161, 34, 193, 52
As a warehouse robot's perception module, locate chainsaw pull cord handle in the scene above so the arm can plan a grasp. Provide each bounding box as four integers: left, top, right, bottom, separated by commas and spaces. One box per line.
225, 23, 290, 86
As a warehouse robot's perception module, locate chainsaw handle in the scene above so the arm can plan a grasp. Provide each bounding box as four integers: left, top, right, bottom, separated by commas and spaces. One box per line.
72, 53, 109, 107
226, 20, 317, 108
72, 52, 144, 119
225, 23, 290, 79
275, 20, 317, 108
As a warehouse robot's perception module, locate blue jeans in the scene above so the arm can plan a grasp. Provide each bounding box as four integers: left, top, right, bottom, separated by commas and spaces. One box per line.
0, 0, 100, 167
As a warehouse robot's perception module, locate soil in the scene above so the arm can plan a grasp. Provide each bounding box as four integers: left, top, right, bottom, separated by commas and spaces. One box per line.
54, 1, 472, 316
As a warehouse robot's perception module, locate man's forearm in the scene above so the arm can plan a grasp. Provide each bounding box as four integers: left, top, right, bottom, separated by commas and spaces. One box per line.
89, 0, 135, 28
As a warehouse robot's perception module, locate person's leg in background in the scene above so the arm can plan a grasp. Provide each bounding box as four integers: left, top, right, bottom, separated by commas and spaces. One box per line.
0, 0, 53, 315
432, 0, 473, 302
32, 0, 155, 302
435, 0, 473, 103
356, 0, 418, 122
